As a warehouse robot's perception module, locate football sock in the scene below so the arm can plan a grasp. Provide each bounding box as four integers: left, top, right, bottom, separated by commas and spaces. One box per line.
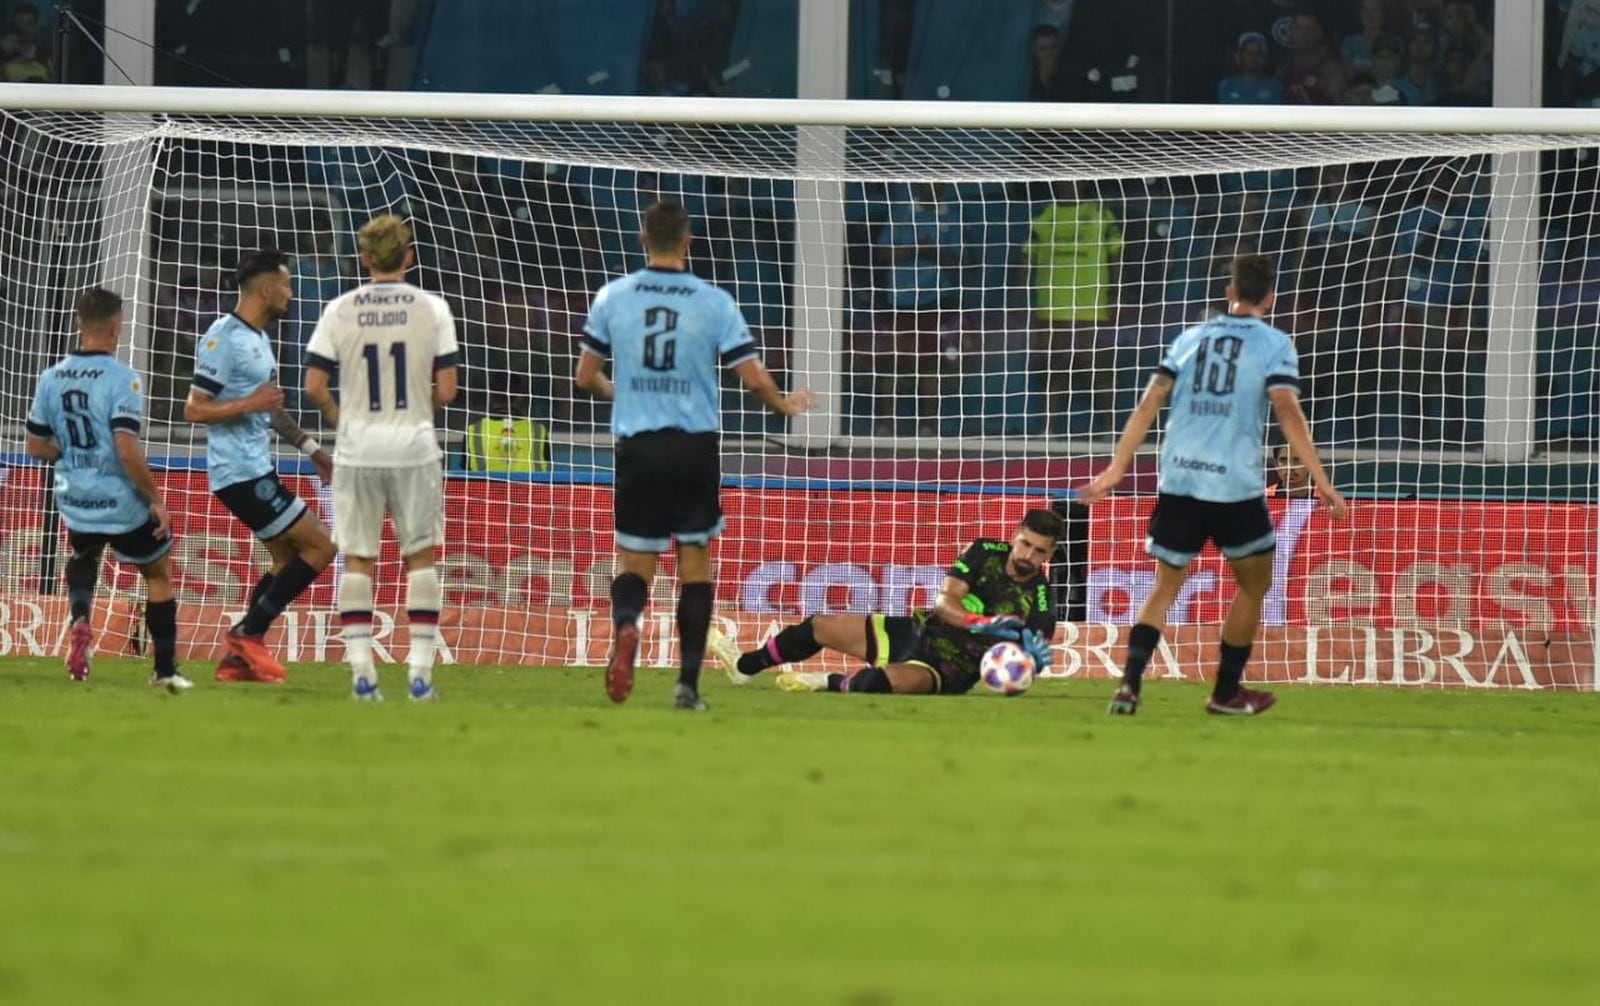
1214, 640, 1253, 702
339, 571, 375, 679
841, 665, 892, 694
1122, 622, 1162, 695
406, 567, 442, 683
239, 557, 319, 636
249, 572, 273, 609
676, 581, 713, 690
144, 598, 178, 676
738, 616, 820, 675
65, 548, 98, 622
610, 572, 648, 629
825, 673, 846, 692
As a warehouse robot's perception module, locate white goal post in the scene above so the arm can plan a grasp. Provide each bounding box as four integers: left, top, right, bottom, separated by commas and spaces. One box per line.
0, 82, 1595, 689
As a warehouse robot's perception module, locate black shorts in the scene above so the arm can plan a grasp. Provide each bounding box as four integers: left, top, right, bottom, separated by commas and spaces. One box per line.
215, 472, 309, 542
866, 614, 979, 696
69, 518, 171, 566
613, 430, 722, 553
1145, 492, 1276, 569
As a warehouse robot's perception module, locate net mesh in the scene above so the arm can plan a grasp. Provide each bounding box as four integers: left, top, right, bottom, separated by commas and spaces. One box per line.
0, 106, 1594, 688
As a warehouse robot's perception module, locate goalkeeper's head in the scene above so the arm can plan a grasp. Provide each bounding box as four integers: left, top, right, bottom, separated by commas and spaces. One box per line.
1008, 508, 1066, 580
641, 200, 692, 265
360, 214, 414, 277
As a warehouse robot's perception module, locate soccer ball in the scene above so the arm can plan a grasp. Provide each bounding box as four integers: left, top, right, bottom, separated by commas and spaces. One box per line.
980, 641, 1035, 696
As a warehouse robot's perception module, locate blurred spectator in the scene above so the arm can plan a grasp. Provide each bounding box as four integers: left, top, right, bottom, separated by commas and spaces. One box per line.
1281, 12, 1345, 104
1271, 443, 1316, 497
464, 393, 550, 473
1441, 42, 1491, 104
287, 234, 351, 417
1028, 24, 1072, 101
703, 176, 791, 354
306, 0, 418, 90
1061, 0, 1161, 102
1225, 0, 1303, 67
492, 163, 602, 296
1439, 1, 1494, 62
1371, 34, 1420, 104
1555, 0, 1600, 106
1293, 164, 1380, 411
1405, 25, 1443, 104
642, 0, 738, 96
9, 2, 47, 54
1023, 180, 1122, 434
1344, 71, 1379, 103
1387, 161, 1489, 442
864, 183, 963, 435
2, 26, 48, 82
1341, 0, 1398, 76
1218, 32, 1285, 103
1033, 0, 1076, 33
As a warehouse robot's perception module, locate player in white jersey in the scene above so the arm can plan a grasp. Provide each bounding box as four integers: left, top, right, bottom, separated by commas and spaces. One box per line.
304, 214, 459, 702
1080, 254, 1346, 716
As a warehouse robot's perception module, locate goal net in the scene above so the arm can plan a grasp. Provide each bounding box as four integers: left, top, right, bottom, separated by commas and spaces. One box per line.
0, 90, 1594, 690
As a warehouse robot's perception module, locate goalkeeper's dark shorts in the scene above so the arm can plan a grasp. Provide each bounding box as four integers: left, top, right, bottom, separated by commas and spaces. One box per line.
613, 429, 723, 554
864, 614, 979, 696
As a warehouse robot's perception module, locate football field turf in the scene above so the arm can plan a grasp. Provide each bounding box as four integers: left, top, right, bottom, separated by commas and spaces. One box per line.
1, 659, 1596, 1005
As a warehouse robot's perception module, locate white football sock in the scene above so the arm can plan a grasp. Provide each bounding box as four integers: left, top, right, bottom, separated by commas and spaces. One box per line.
339, 571, 375, 680
406, 566, 441, 683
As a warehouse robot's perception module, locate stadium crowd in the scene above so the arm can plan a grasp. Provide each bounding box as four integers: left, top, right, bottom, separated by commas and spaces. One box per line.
8, 0, 1600, 449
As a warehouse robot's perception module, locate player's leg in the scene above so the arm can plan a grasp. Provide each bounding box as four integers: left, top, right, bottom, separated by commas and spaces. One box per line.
236, 510, 335, 637
330, 464, 380, 698
1112, 493, 1201, 714
391, 463, 446, 702
606, 433, 670, 704
108, 519, 187, 691
777, 617, 928, 693
62, 532, 105, 681
137, 554, 189, 691
1207, 498, 1279, 716
726, 613, 873, 679
661, 431, 724, 711
672, 542, 712, 710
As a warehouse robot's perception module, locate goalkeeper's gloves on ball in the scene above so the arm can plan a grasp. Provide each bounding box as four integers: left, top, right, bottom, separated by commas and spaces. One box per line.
1020, 628, 1053, 671
962, 613, 1024, 640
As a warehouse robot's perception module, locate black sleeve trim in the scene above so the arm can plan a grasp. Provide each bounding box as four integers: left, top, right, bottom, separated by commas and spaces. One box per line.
25, 420, 52, 437
191, 375, 224, 395
1156, 365, 1178, 380
306, 352, 337, 374
109, 416, 140, 434
580, 334, 611, 357
433, 351, 460, 371
1265, 374, 1301, 391
721, 344, 760, 367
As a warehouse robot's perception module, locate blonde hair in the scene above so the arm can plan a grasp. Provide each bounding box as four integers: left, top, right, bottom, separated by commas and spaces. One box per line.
359, 214, 411, 273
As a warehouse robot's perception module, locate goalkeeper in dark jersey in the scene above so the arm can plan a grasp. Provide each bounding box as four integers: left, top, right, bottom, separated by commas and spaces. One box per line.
707, 509, 1063, 695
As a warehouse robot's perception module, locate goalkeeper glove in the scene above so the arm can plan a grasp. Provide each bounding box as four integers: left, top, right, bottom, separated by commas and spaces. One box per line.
962, 613, 1024, 640
1020, 628, 1053, 672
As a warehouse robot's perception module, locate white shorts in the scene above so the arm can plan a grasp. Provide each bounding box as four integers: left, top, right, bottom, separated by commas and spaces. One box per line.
332, 462, 444, 558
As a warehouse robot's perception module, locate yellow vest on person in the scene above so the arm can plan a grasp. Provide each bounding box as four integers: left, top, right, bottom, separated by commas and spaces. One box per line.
465, 416, 550, 473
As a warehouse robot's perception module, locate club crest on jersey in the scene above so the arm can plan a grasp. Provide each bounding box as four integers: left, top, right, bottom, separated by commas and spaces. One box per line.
130, 378, 140, 392
205, 338, 218, 351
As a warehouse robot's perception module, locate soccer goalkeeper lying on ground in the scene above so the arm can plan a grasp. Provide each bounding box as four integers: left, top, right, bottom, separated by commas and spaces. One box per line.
707, 509, 1064, 694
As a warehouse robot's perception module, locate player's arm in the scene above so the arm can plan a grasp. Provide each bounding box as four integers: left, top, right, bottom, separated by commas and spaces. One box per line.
184, 335, 282, 424
1270, 387, 1347, 519
24, 386, 60, 461
271, 407, 334, 483
113, 431, 171, 538
733, 357, 814, 417
1078, 372, 1173, 504
433, 301, 461, 409
303, 364, 338, 427
24, 432, 60, 463
574, 348, 614, 401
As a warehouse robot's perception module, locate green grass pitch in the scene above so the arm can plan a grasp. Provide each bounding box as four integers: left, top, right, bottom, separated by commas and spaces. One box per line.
1, 658, 1597, 1005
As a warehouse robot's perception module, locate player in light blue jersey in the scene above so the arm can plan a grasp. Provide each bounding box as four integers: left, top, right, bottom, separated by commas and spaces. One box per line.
25, 288, 189, 690
576, 200, 813, 711
1080, 254, 1346, 716
185, 251, 336, 684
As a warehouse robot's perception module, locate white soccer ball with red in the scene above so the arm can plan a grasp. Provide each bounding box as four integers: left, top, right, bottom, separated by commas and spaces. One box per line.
980, 641, 1035, 696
